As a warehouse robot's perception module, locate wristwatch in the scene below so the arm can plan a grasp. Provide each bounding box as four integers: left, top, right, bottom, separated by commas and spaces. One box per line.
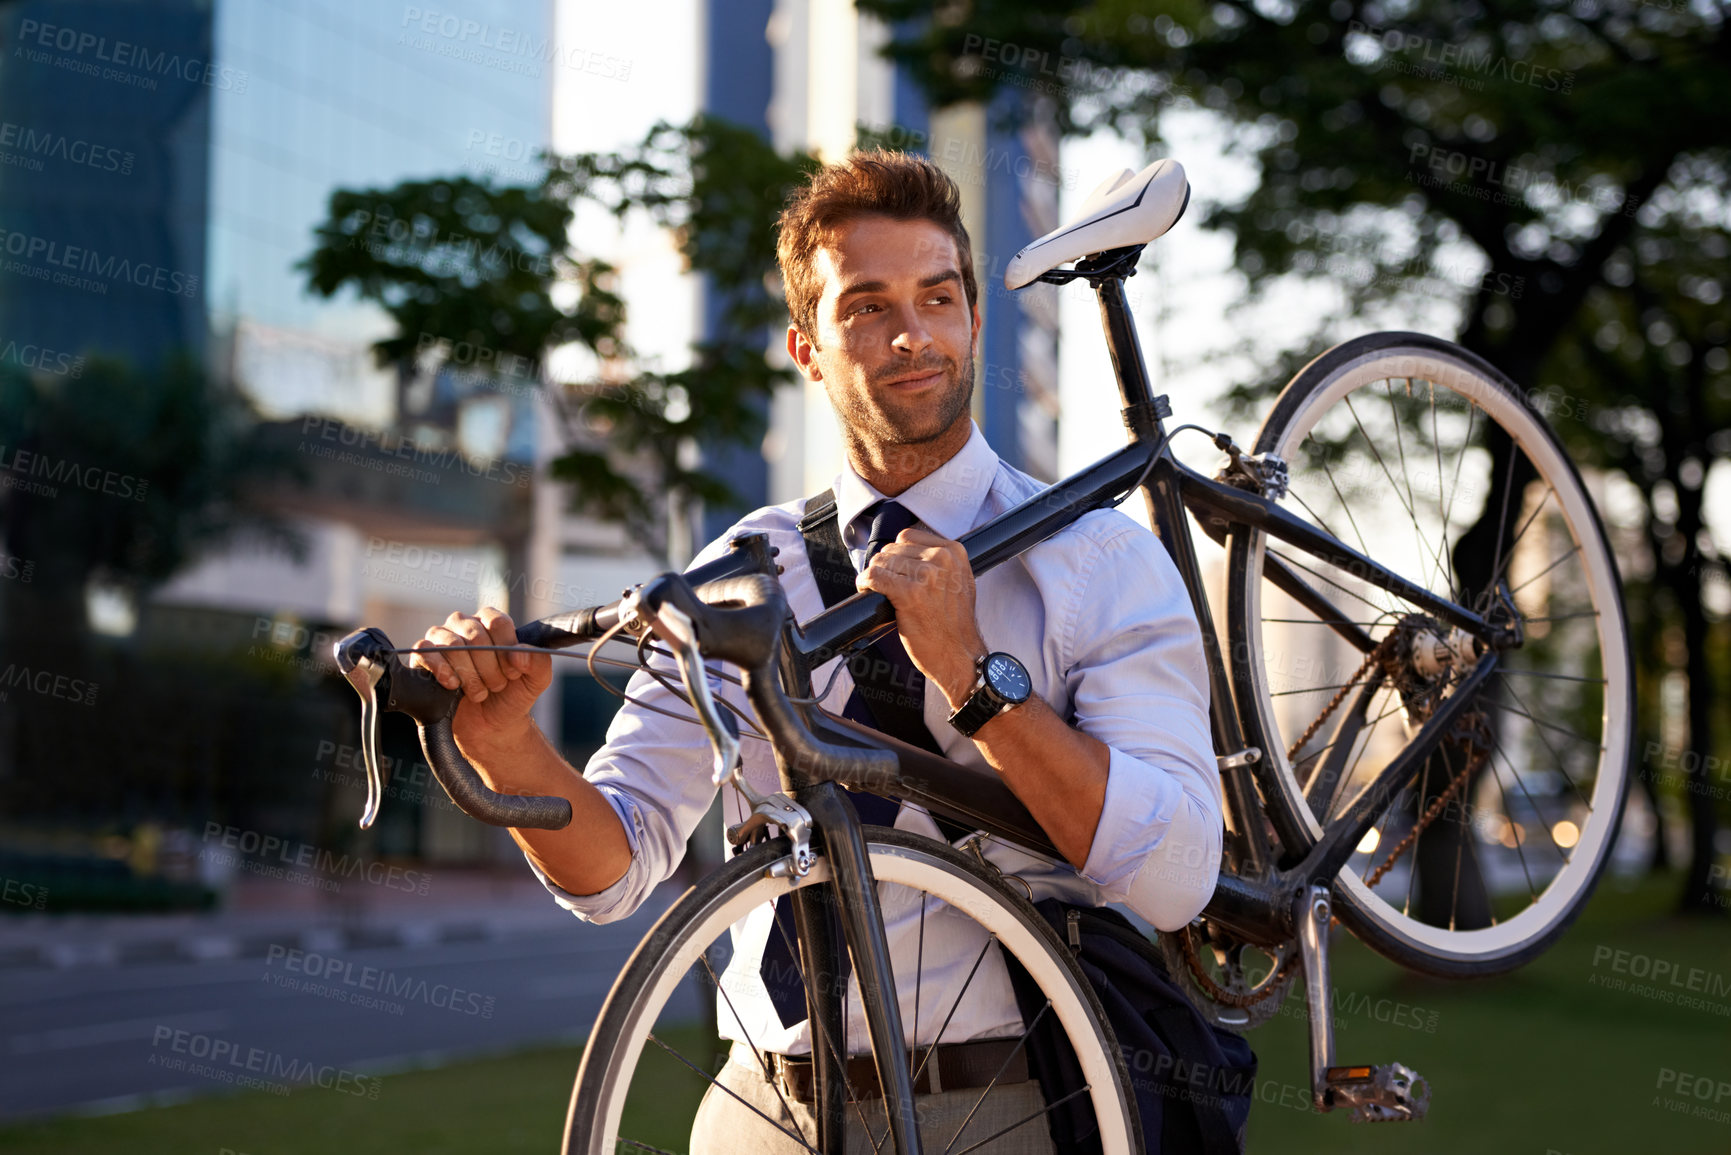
947, 652, 1033, 738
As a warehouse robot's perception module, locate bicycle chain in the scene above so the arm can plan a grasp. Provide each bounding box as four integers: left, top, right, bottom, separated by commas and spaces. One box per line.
1186, 632, 1484, 1009
1177, 921, 1301, 1008
1362, 713, 1492, 891
1285, 633, 1398, 765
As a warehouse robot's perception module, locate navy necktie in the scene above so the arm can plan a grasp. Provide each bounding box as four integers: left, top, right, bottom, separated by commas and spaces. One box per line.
840, 501, 922, 825
759, 500, 920, 1029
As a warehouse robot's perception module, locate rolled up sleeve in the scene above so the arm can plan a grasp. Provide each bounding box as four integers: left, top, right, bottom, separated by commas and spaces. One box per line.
1062, 521, 1222, 931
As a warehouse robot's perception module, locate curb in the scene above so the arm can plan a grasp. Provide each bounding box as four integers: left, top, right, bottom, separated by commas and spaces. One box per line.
0, 917, 525, 972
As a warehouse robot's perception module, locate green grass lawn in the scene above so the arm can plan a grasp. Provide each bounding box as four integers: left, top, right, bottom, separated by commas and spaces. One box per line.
2, 875, 1725, 1155
1247, 873, 1731, 1155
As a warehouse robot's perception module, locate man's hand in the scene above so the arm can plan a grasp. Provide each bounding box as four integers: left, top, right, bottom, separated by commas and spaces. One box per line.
856, 527, 987, 711
406, 608, 553, 753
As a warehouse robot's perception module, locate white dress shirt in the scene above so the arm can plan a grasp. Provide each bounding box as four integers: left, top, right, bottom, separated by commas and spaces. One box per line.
528, 422, 1221, 1057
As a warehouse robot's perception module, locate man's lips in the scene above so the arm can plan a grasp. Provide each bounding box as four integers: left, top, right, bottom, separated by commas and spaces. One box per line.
879, 369, 945, 391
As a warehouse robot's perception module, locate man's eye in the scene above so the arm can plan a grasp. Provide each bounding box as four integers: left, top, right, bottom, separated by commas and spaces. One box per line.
925, 294, 952, 306
850, 303, 881, 316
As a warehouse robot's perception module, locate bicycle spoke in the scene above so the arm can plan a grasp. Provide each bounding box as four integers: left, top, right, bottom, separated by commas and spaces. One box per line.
1508, 542, 1583, 597
1269, 548, 1400, 618
701, 953, 810, 1149
1348, 389, 1451, 592
950, 1087, 1095, 1155
1487, 485, 1557, 592
1448, 807, 1469, 931
1274, 679, 1384, 699
645, 1034, 822, 1154
1519, 610, 1601, 623
1486, 698, 1604, 749
1499, 669, 1606, 684
944, 1003, 1051, 1155
771, 903, 881, 1144
1427, 379, 1460, 598
1484, 746, 1544, 901
1440, 398, 1477, 575
910, 938, 998, 1091
1288, 485, 1351, 551
1311, 441, 1374, 560
912, 893, 927, 1080
1378, 382, 1431, 587
1489, 740, 1569, 867
1491, 681, 1595, 811
1403, 747, 1438, 918
864, 933, 1000, 1155
1487, 440, 1522, 607
616, 1139, 681, 1155
1331, 701, 1392, 826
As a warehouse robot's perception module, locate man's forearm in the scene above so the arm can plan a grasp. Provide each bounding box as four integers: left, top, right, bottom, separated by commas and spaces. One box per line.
459, 721, 634, 897
967, 697, 1108, 870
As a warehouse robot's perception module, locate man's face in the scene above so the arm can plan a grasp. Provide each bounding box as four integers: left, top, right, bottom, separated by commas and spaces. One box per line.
789, 215, 980, 450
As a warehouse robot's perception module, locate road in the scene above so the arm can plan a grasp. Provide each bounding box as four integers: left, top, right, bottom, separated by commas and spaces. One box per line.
0, 911, 698, 1120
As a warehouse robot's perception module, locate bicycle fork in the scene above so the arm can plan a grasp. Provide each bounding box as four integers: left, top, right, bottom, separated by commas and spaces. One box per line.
1294, 886, 1432, 1123
797, 784, 924, 1155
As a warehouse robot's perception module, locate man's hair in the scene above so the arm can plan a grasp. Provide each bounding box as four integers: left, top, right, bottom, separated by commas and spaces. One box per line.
775, 149, 978, 342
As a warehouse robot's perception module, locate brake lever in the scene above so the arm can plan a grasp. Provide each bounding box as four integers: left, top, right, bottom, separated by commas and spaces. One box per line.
335, 627, 391, 829
635, 596, 742, 788
630, 591, 815, 875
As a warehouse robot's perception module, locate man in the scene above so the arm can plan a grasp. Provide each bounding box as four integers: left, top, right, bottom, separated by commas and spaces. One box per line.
409, 150, 1222, 1152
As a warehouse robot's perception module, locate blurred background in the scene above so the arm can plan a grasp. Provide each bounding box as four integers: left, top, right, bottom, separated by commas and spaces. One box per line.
0, 0, 1725, 1152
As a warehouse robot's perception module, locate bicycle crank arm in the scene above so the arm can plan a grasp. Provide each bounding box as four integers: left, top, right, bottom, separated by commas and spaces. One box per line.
1296, 886, 1431, 1123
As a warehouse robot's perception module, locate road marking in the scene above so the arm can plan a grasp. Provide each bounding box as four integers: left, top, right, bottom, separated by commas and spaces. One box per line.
8, 1010, 231, 1055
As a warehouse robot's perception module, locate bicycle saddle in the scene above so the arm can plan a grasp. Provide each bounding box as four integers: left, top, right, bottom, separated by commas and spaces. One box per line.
1004, 158, 1190, 289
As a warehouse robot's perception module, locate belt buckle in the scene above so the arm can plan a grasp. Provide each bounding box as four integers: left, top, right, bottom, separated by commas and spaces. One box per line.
768, 1052, 806, 1103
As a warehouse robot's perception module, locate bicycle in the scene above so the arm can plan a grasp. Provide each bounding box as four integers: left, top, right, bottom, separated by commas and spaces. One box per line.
332, 159, 1633, 1155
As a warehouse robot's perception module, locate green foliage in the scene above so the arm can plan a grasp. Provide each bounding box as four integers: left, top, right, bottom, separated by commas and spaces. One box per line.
860, 0, 1730, 370
301, 175, 623, 369
861, 0, 1730, 904
0, 356, 296, 595
302, 118, 818, 559
542, 117, 821, 547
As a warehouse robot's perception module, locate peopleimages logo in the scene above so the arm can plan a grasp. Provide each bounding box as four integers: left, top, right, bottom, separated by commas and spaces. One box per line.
0, 442, 150, 501
0, 121, 134, 175
201, 823, 432, 896
14, 18, 249, 92
0, 227, 199, 298
0, 338, 83, 378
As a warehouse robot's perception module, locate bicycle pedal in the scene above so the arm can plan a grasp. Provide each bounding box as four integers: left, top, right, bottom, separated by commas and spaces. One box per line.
1323, 1062, 1430, 1123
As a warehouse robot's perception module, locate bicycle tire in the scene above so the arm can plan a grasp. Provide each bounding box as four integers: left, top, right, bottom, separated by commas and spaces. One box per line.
564, 826, 1144, 1155
1226, 332, 1633, 978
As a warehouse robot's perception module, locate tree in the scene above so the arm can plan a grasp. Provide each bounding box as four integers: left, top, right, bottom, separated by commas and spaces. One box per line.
860, 0, 1730, 910
0, 355, 294, 637
302, 117, 817, 563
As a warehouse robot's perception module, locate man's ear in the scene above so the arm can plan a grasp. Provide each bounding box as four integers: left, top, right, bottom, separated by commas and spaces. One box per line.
971, 303, 983, 350
786, 325, 821, 381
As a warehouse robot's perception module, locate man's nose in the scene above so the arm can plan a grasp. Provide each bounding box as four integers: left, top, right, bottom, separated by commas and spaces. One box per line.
888, 303, 932, 356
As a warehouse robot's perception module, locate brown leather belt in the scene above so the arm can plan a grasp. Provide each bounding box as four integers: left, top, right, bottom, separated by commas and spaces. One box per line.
764, 1038, 1029, 1104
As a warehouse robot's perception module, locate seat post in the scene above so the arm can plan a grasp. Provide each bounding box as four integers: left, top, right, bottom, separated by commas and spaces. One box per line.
1095, 276, 1164, 441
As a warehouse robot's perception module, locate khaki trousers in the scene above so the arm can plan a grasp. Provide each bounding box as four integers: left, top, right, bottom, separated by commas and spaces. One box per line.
689, 1049, 1058, 1155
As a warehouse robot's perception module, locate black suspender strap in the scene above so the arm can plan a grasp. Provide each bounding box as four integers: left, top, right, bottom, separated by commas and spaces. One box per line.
796, 489, 861, 613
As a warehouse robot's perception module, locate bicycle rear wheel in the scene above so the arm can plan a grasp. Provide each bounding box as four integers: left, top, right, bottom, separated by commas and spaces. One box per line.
1226, 332, 1633, 978
564, 827, 1142, 1155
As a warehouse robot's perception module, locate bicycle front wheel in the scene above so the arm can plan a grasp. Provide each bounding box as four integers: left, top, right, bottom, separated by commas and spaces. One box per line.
564, 827, 1142, 1155
1227, 332, 1633, 978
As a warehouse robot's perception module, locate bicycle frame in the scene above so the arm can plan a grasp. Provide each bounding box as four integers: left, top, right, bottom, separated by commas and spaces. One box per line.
686, 266, 1497, 1151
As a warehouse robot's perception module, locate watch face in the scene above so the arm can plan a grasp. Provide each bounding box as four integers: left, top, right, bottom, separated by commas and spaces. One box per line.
984, 653, 1032, 703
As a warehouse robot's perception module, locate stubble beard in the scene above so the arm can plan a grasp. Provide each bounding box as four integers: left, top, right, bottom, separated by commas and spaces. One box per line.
839, 351, 976, 452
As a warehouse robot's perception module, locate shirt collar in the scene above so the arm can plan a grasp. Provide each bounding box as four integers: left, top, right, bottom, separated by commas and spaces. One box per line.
831, 421, 999, 544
